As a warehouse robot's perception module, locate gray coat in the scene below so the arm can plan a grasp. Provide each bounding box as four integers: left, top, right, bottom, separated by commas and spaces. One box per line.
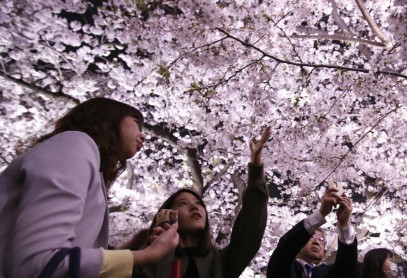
0, 131, 108, 278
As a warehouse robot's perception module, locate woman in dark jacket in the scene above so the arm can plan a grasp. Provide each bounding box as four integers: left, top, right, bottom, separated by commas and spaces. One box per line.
130, 127, 271, 278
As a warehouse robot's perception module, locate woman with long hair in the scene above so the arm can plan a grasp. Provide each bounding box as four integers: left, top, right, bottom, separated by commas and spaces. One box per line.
359, 248, 399, 278
130, 127, 271, 278
0, 97, 178, 278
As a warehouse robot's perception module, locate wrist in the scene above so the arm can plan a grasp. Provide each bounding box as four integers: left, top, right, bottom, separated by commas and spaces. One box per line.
338, 220, 350, 228
319, 208, 329, 217
250, 155, 262, 165
132, 247, 159, 267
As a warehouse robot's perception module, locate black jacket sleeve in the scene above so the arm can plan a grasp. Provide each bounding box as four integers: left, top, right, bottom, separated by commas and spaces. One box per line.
221, 163, 268, 278
327, 237, 358, 278
267, 220, 312, 278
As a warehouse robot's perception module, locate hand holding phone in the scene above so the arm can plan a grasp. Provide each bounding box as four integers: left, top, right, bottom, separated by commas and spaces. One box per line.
155, 209, 178, 228
327, 179, 344, 197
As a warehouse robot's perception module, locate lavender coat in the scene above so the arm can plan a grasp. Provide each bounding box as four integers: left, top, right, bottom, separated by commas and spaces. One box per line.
0, 131, 109, 278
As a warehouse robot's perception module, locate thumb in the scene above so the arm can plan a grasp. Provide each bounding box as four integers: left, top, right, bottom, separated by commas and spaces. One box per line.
167, 223, 179, 235
249, 140, 254, 150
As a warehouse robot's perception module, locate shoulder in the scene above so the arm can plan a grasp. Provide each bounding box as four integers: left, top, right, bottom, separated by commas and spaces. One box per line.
29, 131, 100, 166
47, 131, 96, 147
40, 131, 97, 153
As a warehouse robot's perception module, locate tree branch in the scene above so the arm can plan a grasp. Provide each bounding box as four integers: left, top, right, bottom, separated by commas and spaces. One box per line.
0, 71, 80, 104
216, 28, 406, 79
230, 170, 246, 216
185, 56, 265, 94
186, 148, 204, 193
143, 123, 205, 193
291, 32, 386, 48
355, 0, 390, 47
320, 104, 402, 184
328, 0, 352, 34
203, 159, 234, 193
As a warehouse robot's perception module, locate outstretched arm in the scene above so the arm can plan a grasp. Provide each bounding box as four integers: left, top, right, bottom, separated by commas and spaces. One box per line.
221, 127, 270, 277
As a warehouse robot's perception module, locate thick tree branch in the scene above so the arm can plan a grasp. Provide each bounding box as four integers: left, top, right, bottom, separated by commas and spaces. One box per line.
0, 71, 80, 104
230, 171, 246, 216
355, 0, 390, 47
216, 28, 406, 79
143, 123, 204, 192
186, 148, 204, 193
203, 159, 234, 193
329, 0, 352, 34
327, 0, 374, 60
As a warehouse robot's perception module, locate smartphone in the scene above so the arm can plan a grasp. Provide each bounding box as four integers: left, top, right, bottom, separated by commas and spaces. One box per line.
155, 210, 178, 228
328, 180, 344, 197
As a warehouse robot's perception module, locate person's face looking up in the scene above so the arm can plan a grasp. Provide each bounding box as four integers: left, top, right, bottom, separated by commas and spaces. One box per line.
171, 192, 206, 234
298, 230, 326, 263
383, 253, 398, 278
119, 116, 145, 159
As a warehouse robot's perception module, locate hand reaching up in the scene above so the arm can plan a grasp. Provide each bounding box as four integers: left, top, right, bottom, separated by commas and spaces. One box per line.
250, 126, 271, 166
319, 187, 340, 217
336, 195, 352, 227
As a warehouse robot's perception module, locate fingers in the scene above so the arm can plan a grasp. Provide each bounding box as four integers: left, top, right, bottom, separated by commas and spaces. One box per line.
320, 190, 342, 216
156, 223, 179, 247
322, 191, 339, 206
155, 209, 177, 227
152, 226, 166, 235
250, 126, 271, 148
337, 196, 352, 211
336, 197, 352, 227
249, 140, 255, 151
259, 126, 271, 143
325, 187, 340, 196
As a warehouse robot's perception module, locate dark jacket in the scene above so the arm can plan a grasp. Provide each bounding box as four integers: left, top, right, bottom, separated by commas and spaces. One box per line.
134, 164, 268, 278
267, 220, 358, 278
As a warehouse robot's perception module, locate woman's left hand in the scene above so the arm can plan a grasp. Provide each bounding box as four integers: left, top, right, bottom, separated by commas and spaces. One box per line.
250, 126, 271, 165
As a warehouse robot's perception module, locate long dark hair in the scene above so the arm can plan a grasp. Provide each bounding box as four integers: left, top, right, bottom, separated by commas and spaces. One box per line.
359, 248, 392, 278
33, 97, 144, 187
148, 188, 214, 255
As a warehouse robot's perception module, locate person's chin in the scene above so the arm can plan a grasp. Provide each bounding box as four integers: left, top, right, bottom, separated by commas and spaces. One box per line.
309, 251, 322, 260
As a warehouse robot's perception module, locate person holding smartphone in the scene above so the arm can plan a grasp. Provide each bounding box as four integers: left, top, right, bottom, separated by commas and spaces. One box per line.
129, 127, 271, 278
267, 185, 358, 278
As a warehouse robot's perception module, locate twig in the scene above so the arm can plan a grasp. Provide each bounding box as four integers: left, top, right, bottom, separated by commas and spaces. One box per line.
216, 28, 406, 79
320, 104, 402, 184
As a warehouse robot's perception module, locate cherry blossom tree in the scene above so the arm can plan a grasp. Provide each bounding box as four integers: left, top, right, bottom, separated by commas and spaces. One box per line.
1, 0, 406, 276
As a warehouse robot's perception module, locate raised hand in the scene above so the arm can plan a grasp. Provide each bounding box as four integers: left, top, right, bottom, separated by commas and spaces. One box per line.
319, 187, 340, 217
336, 195, 352, 227
250, 126, 271, 166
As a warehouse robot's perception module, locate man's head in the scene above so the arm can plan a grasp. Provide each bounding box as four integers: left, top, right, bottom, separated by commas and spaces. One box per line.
297, 228, 326, 264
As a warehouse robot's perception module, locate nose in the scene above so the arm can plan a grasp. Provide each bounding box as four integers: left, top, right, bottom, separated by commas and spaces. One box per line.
140, 132, 145, 143
190, 203, 199, 211
310, 236, 321, 245
313, 239, 322, 246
